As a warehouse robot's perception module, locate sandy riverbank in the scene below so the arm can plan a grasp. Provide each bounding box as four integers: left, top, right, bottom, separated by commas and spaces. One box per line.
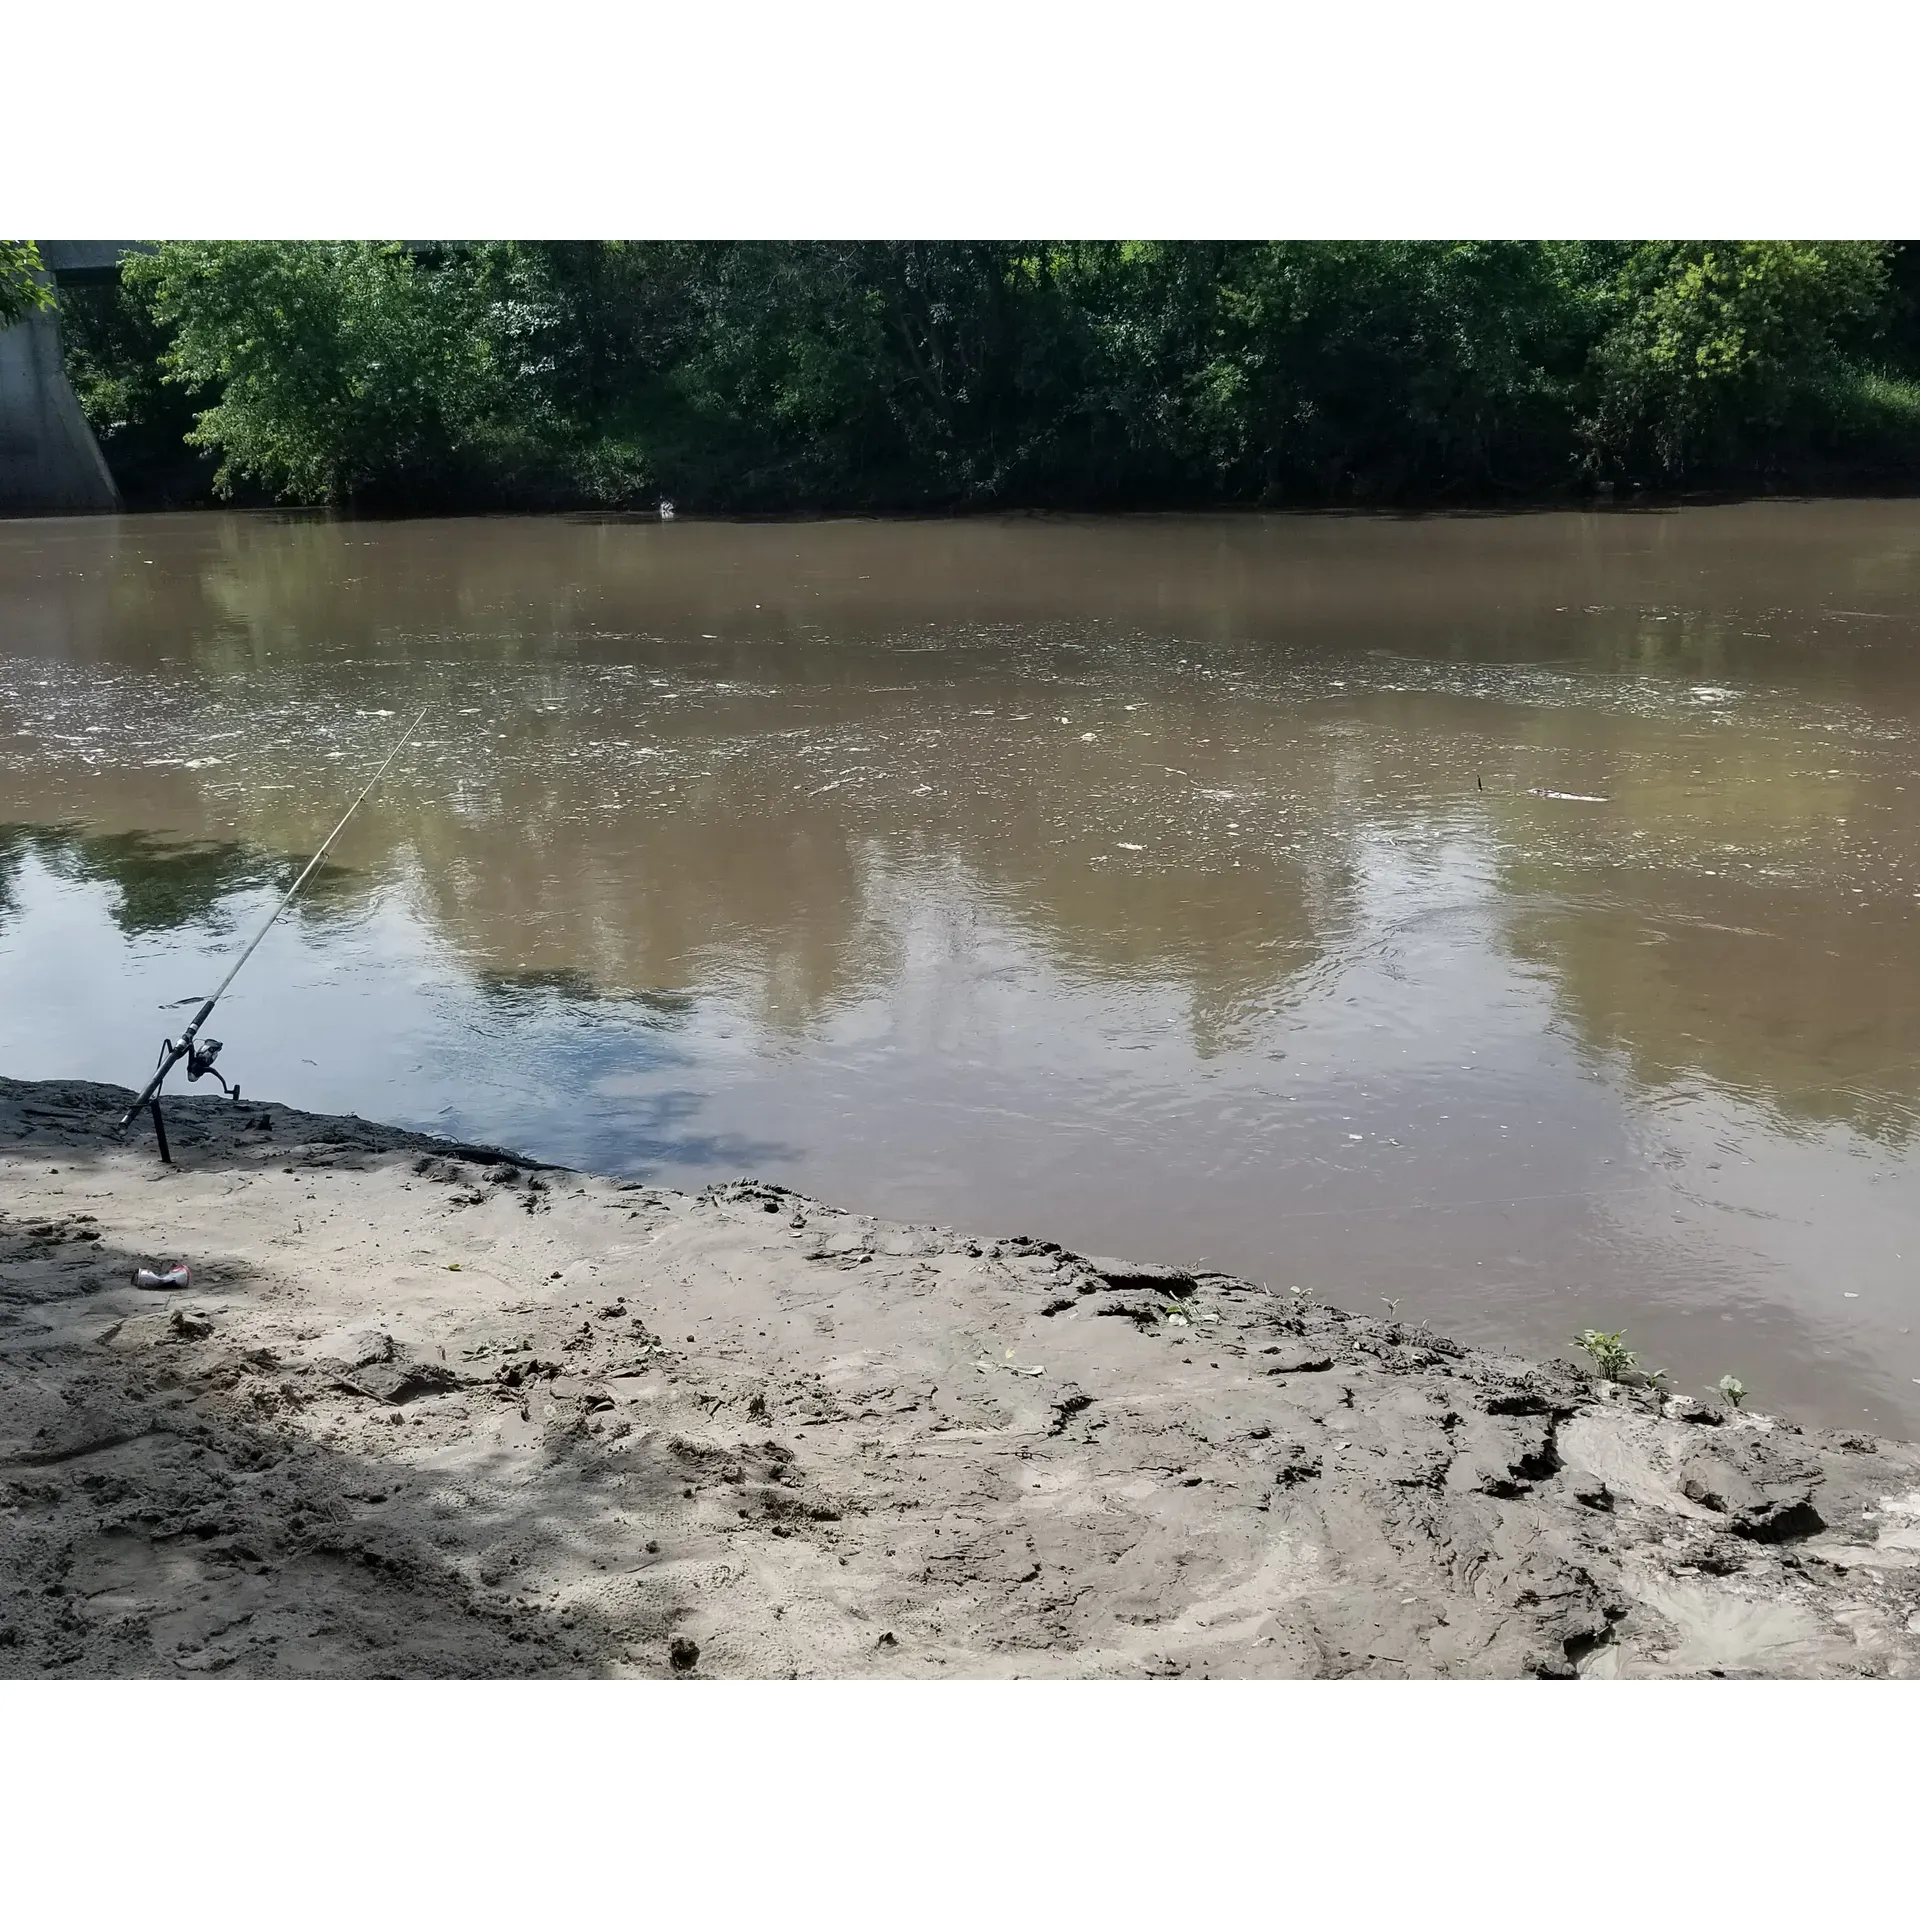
4, 1075, 1918, 1678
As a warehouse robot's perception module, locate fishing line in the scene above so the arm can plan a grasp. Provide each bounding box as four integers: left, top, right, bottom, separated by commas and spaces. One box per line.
118, 709, 428, 1160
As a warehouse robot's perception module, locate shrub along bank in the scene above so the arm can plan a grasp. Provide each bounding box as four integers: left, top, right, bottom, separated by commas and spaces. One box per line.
53, 240, 1920, 513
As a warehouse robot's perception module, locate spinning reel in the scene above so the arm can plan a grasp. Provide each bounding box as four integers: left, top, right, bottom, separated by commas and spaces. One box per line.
183, 1033, 239, 1098
132, 1031, 242, 1164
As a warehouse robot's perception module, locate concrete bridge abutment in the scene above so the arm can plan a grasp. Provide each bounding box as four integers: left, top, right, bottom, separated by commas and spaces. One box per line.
0, 244, 141, 517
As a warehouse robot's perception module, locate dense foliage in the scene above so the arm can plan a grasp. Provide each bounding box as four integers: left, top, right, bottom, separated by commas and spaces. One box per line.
1, 242, 52, 328
60, 241, 1920, 511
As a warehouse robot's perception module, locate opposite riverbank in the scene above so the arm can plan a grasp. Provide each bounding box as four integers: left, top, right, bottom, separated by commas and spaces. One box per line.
4, 1076, 1918, 1678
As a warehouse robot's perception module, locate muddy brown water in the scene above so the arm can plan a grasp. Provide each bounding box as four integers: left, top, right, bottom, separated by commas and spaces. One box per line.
4, 503, 1920, 1436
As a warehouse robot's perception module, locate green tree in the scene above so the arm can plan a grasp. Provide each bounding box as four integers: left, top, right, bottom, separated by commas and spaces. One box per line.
1582, 242, 1892, 479
638, 241, 1092, 508
124, 242, 522, 505
1150, 241, 1606, 500
1, 241, 53, 327
82, 239, 1920, 512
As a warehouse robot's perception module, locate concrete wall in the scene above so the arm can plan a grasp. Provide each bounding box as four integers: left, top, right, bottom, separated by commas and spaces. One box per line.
0, 263, 122, 517
36, 241, 144, 282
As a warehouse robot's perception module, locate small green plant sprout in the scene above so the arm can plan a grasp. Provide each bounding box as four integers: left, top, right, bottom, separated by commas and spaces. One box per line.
1640, 1364, 1670, 1405
1380, 1297, 1401, 1318
1718, 1374, 1748, 1409
1573, 1328, 1636, 1381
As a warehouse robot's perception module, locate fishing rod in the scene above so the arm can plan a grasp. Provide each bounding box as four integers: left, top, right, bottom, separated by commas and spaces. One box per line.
119, 709, 428, 1163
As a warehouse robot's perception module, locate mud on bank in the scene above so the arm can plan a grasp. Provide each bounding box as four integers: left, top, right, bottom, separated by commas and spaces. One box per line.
4, 1077, 1918, 1678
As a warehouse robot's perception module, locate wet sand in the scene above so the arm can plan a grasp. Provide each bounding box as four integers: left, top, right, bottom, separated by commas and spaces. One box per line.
4, 1075, 1919, 1678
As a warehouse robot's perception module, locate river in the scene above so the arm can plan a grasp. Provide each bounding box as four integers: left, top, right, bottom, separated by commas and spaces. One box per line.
4, 502, 1920, 1436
